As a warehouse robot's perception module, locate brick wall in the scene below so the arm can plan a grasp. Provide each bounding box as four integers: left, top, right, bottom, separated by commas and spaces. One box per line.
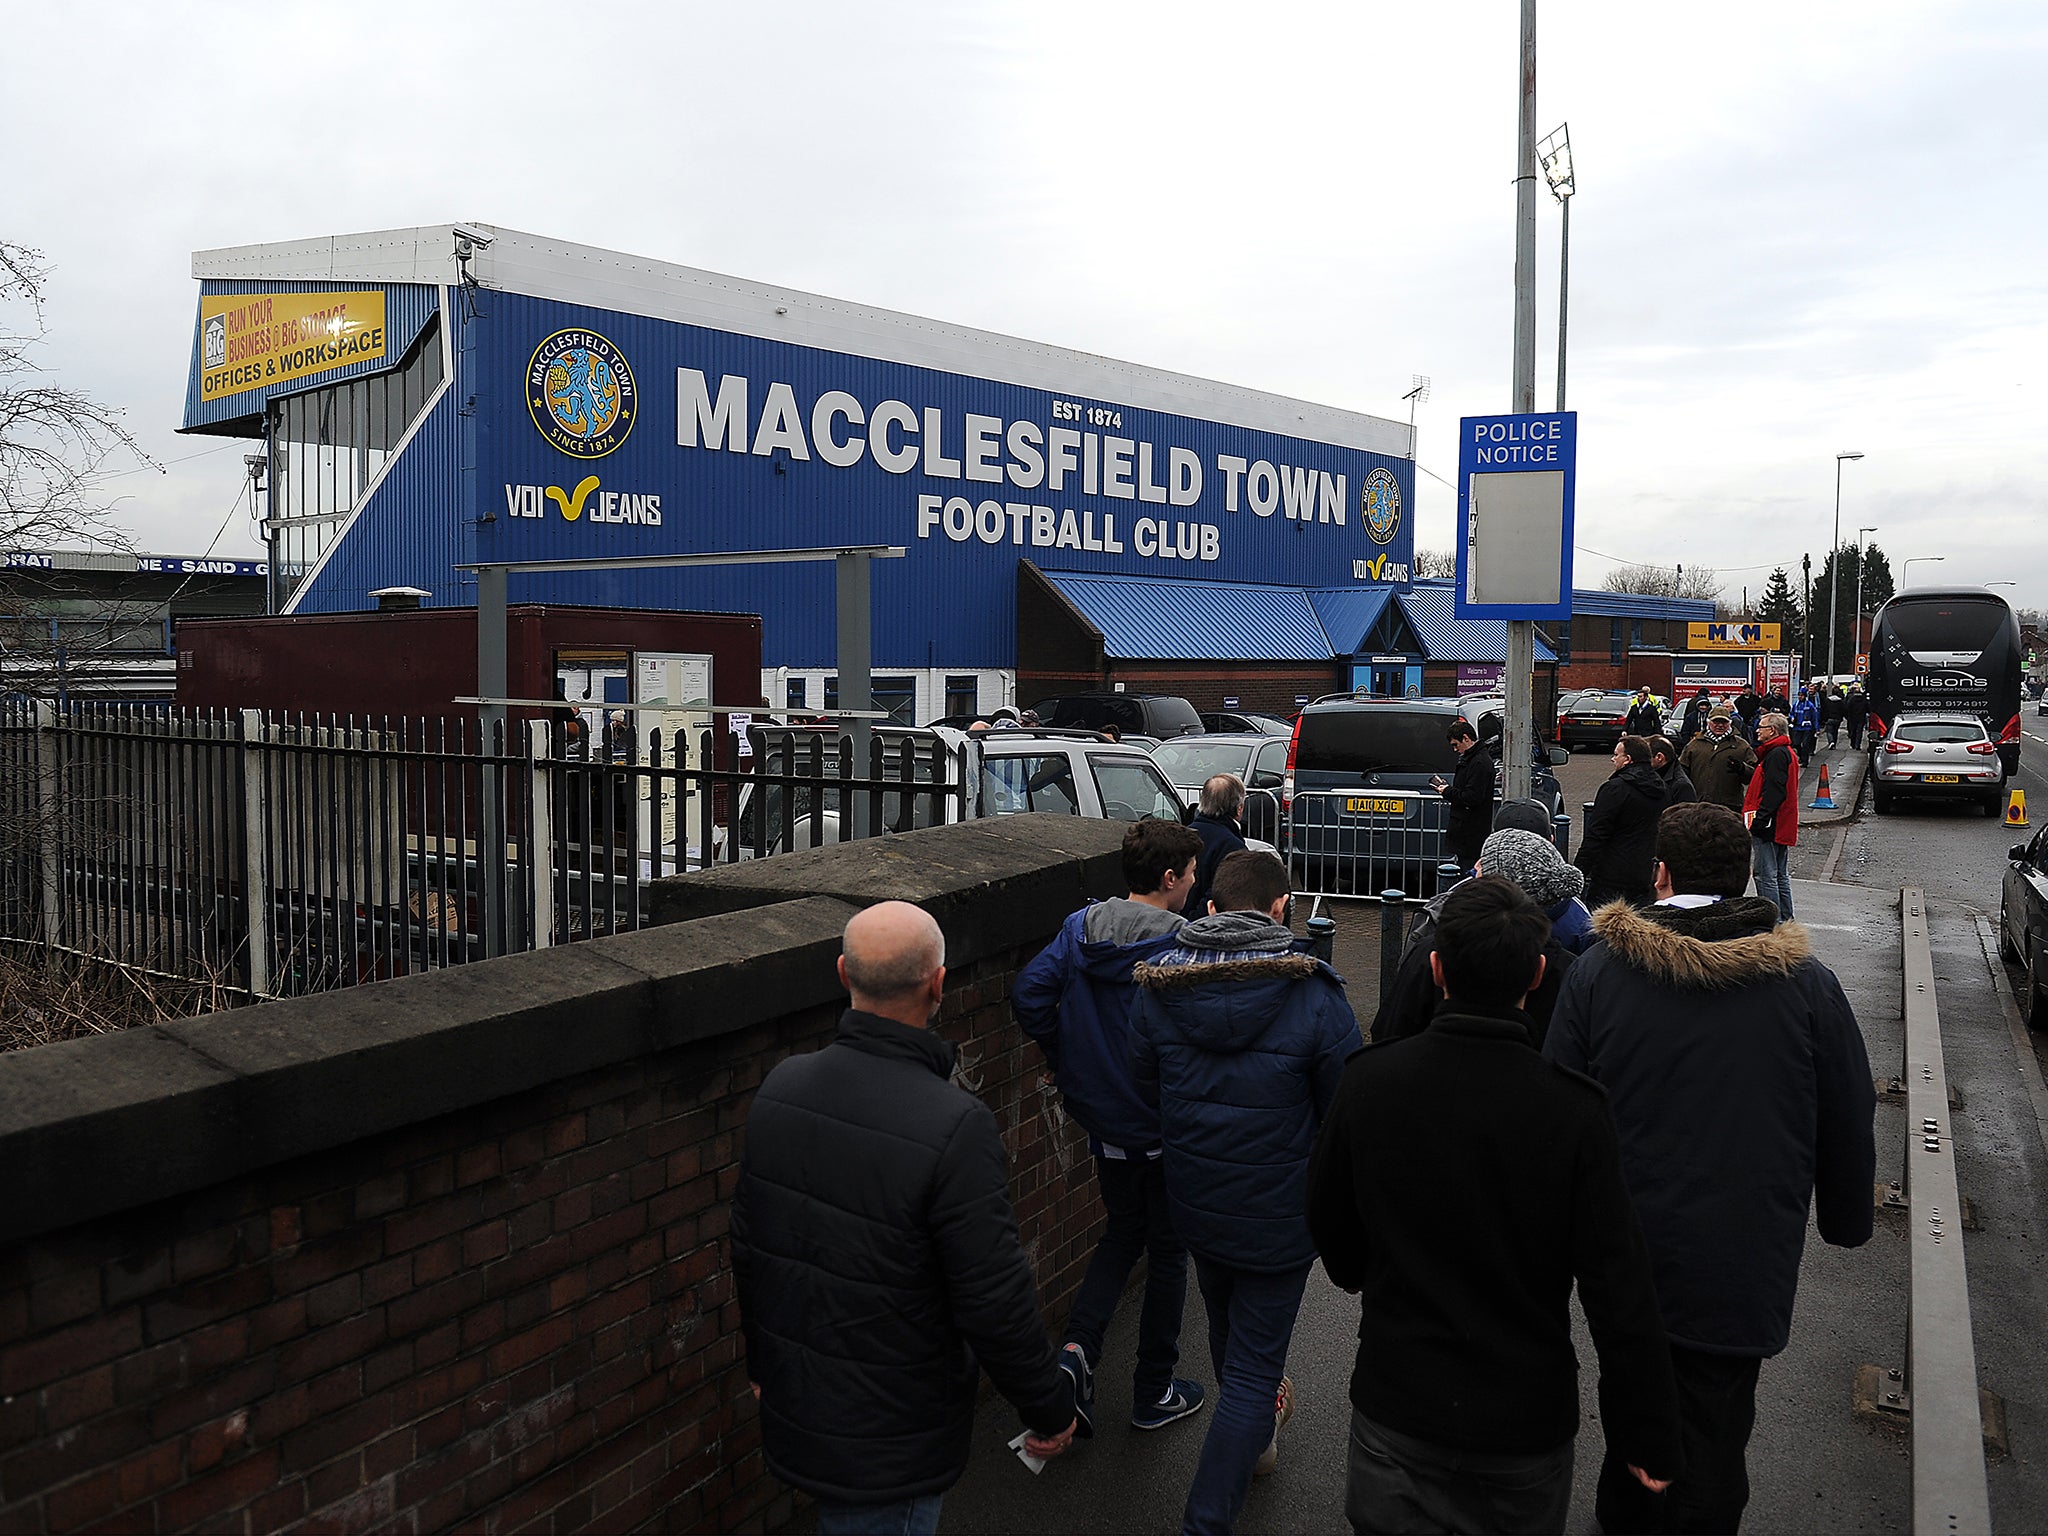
0, 817, 1125, 1535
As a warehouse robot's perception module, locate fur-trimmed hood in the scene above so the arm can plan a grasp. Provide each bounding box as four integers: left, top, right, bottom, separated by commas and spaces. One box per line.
1135, 951, 1322, 990
1590, 897, 1809, 991
1135, 915, 1336, 1053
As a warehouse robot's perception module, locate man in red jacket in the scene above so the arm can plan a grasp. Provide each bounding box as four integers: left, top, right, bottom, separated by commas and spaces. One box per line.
1743, 711, 1800, 922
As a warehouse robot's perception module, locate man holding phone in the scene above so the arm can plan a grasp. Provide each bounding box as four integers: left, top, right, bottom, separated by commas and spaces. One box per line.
1432, 721, 1496, 873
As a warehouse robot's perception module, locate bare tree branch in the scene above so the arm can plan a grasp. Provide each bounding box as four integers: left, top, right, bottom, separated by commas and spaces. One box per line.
1, 238, 153, 557
1413, 547, 1458, 579
1599, 561, 1723, 603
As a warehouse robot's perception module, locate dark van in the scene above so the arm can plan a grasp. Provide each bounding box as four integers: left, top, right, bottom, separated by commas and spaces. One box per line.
1284, 698, 1567, 893
1033, 692, 1205, 739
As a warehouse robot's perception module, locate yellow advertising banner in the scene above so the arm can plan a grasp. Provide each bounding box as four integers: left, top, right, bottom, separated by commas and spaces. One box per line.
1687, 621, 1782, 652
198, 291, 387, 401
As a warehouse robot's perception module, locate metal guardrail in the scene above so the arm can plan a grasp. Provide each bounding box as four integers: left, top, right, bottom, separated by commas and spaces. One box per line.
1898, 886, 1992, 1535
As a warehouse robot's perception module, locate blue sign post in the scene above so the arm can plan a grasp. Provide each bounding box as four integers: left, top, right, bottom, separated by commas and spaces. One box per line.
1454, 411, 1576, 620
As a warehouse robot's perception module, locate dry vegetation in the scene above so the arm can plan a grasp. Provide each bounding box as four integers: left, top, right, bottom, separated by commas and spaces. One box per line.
0, 944, 238, 1054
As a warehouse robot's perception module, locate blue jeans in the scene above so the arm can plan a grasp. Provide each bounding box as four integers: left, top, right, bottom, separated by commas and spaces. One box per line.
814, 1494, 943, 1536
1064, 1153, 1188, 1404
1751, 837, 1792, 921
1183, 1257, 1313, 1536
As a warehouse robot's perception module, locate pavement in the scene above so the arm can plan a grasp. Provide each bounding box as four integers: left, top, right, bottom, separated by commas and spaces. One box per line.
1800, 738, 1870, 826
909, 875, 2048, 1535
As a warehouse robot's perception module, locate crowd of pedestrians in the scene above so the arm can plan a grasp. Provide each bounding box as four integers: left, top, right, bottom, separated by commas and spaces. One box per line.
1583, 675, 1854, 931
1677, 678, 1865, 757
731, 745, 1876, 1534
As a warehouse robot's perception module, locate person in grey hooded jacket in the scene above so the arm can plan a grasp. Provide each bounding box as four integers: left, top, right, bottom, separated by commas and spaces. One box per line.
1132, 850, 1362, 1535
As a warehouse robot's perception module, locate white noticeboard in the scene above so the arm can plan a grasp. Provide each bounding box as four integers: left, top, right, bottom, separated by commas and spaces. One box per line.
1467, 471, 1566, 608
635, 652, 714, 852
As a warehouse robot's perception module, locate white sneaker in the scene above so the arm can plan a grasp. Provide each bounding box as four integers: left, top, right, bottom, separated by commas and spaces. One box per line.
1252, 1374, 1293, 1477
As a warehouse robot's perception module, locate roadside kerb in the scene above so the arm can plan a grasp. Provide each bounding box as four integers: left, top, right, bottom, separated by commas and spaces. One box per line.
1885, 887, 1993, 1534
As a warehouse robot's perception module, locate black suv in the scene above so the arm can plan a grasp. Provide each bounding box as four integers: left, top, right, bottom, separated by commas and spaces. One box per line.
1032, 692, 1204, 739
1285, 698, 1568, 893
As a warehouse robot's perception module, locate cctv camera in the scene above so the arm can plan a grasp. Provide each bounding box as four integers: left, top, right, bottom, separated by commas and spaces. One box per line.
452, 226, 494, 250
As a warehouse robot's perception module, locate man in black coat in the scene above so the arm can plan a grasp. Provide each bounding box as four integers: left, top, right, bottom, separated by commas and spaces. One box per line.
1651, 735, 1697, 808
1677, 688, 1712, 748
734, 902, 1078, 1533
1185, 773, 1249, 922
1430, 720, 1494, 872
1819, 685, 1845, 748
1734, 688, 1762, 743
1310, 877, 1683, 1536
1575, 736, 1666, 908
1545, 804, 1875, 1534
1623, 687, 1663, 738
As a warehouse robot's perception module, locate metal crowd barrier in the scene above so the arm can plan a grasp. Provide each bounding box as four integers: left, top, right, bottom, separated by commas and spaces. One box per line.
1895, 887, 1992, 1534
1284, 789, 1455, 902
1241, 787, 1285, 849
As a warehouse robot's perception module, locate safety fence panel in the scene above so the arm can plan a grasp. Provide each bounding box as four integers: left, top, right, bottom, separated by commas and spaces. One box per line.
1284, 789, 1455, 903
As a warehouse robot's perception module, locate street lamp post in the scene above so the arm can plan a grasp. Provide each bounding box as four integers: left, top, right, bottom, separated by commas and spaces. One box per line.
1903, 556, 1947, 585
1501, 0, 1539, 803
1539, 124, 1574, 411
1853, 525, 1877, 675
1802, 553, 1813, 677
1826, 452, 1864, 682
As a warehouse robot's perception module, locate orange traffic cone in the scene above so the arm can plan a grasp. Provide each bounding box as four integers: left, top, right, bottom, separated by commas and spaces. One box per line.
1809, 763, 1836, 809
2007, 788, 2029, 828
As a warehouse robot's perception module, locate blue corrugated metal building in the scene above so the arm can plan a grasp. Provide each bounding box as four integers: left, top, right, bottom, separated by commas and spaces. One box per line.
180, 224, 1425, 721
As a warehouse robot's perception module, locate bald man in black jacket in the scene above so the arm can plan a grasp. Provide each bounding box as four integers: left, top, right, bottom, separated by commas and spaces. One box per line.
734, 902, 1078, 1534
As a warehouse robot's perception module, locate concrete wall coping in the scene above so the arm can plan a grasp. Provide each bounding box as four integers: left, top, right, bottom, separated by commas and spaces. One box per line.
0, 814, 1126, 1247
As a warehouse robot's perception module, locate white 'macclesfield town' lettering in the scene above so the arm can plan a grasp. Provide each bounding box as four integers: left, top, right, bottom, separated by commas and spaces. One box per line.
673, 368, 1363, 532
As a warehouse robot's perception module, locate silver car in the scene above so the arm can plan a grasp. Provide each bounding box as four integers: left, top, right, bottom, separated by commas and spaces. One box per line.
1872, 712, 2004, 816
1152, 734, 1288, 843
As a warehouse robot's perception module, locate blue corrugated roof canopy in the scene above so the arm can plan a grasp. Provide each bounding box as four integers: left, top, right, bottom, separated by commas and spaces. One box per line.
1038, 570, 1335, 661
1397, 586, 1558, 664
1307, 587, 1429, 657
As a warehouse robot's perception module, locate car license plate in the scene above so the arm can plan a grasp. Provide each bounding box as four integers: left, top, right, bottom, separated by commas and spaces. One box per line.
1921, 774, 1960, 784
1344, 796, 1408, 814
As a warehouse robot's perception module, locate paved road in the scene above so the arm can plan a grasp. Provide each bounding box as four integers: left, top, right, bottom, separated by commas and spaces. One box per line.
1806, 720, 2048, 1082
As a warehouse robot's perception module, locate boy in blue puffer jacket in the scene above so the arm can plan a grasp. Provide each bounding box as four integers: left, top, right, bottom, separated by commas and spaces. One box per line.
1014, 819, 1209, 1437
1133, 850, 1363, 1536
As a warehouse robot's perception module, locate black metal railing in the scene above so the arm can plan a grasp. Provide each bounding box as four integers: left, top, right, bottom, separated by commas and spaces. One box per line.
0, 704, 967, 1001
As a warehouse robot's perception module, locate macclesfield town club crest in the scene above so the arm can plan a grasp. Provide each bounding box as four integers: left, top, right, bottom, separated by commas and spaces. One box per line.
1361, 466, 1402, 546
527, 329, 637, 458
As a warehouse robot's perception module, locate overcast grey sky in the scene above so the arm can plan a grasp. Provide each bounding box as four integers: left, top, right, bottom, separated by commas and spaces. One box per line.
8, 1, 2044, 608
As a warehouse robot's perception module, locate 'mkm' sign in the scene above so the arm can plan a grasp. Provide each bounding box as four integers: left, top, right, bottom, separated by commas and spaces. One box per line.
1687, 621, 1782, 652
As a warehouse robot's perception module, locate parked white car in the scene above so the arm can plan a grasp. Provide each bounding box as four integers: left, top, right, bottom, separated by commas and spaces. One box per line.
728, 724, 1206, 854
1871, 711, 2005, 817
